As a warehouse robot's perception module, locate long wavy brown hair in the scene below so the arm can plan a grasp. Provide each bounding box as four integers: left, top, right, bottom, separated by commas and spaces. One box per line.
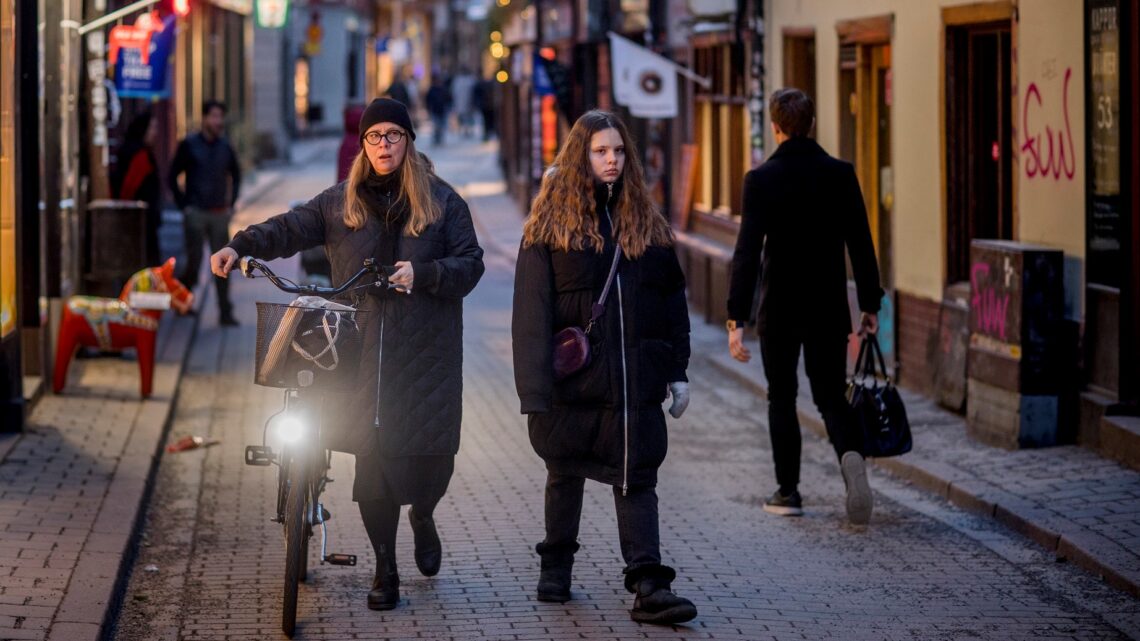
343, 140, 440, 235
523, 110, 672, 258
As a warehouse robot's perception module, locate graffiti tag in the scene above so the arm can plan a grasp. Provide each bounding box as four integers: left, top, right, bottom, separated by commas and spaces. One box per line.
1021, 67, 1076, 181
971, 262, 1011, 340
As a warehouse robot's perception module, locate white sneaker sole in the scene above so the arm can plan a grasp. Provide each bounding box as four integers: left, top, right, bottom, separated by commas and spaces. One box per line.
762, 503, 804, 517
842, 452, 873, 525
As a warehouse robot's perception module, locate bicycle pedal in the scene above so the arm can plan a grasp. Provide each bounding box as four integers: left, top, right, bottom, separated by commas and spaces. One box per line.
324, 554, 356, 566
244, 445, 273, 466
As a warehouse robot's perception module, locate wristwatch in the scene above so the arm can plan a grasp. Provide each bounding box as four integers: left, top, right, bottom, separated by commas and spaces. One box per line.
726, 319, 741, 332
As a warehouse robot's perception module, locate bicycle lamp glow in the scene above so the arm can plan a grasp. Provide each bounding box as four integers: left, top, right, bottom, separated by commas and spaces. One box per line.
276, 416, 306, 444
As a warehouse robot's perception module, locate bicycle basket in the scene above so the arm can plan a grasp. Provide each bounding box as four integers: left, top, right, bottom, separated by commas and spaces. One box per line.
254, 301, 369, 391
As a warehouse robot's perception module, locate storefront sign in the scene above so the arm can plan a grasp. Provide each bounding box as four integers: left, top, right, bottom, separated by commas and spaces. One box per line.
110, 12, 176, 99
1087, 0, 1122, 286
256, 0, 289, 28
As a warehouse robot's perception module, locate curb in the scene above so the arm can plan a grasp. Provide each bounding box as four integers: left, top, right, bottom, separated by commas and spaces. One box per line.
704, 351, 1140, 600
45, 297, 202, 641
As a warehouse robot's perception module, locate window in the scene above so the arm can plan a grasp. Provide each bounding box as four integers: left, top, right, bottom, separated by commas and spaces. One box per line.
693, 41, 749, 218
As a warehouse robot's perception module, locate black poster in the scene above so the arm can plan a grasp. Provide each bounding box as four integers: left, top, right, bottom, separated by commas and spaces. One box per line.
1087, 0, 1123, 286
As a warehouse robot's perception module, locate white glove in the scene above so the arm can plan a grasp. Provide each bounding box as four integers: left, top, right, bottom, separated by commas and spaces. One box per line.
666, 382, 690, 419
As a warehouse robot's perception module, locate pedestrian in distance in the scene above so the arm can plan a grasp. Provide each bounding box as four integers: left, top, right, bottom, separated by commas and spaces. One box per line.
726, 88, 884, 525
473, 75, 497, 141
425, 75, 452, 147
512, 110, 697, 625
170, 100, 243, 326
209, 98, 485, 611
112, 110, 163, 266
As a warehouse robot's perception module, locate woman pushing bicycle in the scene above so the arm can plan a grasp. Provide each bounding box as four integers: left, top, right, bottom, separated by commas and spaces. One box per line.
210, 98, 485, 611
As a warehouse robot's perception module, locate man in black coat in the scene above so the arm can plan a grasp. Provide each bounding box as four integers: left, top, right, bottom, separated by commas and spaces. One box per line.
726, 88, 883, 525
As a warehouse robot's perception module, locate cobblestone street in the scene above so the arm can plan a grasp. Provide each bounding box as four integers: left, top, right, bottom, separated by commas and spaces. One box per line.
109, 140, 1140, 641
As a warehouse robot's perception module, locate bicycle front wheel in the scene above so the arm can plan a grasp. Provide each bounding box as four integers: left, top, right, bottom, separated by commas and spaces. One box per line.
282, 456, 309, 638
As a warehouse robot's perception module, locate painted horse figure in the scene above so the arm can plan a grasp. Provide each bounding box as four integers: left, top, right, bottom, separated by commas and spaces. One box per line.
53, 258, 194, 398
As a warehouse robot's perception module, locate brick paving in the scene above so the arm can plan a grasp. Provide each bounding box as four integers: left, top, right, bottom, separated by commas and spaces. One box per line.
108, 139, 1140, 640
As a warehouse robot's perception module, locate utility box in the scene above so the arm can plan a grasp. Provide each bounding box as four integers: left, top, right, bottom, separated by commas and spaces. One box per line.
83, 200, 148, 298
966, 240, 1064, 448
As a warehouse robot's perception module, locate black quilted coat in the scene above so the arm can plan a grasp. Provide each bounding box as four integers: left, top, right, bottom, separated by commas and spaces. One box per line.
512, 183, 690, 489
227, 178, 484, 457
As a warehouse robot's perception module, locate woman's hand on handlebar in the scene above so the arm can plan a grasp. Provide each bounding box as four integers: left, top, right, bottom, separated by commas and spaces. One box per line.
211, 247, 239, 278
390, 261, 414, 293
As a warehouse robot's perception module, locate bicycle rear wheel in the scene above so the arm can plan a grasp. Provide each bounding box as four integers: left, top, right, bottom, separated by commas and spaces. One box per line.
282, 456, 309, 638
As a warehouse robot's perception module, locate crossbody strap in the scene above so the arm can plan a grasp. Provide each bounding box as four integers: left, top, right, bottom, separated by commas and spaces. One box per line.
585, 245, 622, 333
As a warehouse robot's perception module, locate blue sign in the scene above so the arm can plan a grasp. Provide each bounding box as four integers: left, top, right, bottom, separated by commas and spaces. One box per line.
533, 53, 555, 97
113, 15, 177, 99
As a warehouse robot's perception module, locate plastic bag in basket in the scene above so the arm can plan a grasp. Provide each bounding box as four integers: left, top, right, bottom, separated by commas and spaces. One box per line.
258, 296, 358, 387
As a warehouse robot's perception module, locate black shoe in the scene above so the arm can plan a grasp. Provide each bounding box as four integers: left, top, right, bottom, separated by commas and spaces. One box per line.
535, 542, 576, 603
841, 451, 873, 525
367, 547, 399, 611
762, 489, 804, 516
408, 507, 442, 577
219, 312, 239, 327
536, 564, 572, 603
628, 567, 697, 625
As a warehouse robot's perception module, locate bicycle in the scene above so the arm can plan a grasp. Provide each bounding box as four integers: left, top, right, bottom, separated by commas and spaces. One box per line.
239, 256, 396, 637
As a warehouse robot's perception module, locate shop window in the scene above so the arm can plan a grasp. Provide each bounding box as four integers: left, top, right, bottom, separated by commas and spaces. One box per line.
693, 42, 748, 219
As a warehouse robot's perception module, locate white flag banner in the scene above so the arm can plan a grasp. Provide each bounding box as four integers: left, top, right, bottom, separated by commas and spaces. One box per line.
608, 32, 680, 118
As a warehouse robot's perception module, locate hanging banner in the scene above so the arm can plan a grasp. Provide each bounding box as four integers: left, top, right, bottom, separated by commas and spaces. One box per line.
607, 31, 709, 118
110, 12, 176, 99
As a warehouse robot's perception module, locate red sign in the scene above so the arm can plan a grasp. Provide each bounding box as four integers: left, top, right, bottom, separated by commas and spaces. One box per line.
109, 11, 165, 66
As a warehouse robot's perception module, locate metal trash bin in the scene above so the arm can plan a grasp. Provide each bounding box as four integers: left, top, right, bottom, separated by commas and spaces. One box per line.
83, 199, 148, 298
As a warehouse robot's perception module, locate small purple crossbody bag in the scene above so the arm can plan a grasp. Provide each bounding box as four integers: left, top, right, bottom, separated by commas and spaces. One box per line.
552, 246, 622, 381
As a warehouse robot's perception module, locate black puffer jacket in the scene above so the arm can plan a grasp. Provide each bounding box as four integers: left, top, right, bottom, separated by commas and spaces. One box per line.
227, 178, 484, 457
512, 183, 690, 489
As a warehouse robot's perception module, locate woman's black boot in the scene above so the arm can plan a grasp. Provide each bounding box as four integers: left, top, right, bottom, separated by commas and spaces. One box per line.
625, 565, 697, 625
535, 541, 578, 603
367, 546, 400, 611
408, 507, 442, 577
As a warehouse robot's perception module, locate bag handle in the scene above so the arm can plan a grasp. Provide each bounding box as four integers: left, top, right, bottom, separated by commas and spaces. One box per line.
859, 333, 892, 383
585, 245, 622, 334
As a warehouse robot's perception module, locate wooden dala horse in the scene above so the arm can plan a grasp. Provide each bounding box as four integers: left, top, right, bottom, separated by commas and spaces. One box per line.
53, 257, 194, 398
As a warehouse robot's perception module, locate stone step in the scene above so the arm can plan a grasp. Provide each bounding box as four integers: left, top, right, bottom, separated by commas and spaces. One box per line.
1101, 413, 1140, 472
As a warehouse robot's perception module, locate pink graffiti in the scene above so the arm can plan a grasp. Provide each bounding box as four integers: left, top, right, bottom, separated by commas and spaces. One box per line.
1021, 67, 1076, 181
971, 263, 1011, 340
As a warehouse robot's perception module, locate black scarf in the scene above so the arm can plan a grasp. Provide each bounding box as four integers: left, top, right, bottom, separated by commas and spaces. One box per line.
358, 169, 410, 269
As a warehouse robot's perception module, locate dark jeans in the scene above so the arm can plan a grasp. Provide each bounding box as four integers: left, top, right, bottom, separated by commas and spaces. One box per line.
538, 471, 660, 574
759, 330, 862, 494
182, 206, 233, 316
358, 495, 442, 572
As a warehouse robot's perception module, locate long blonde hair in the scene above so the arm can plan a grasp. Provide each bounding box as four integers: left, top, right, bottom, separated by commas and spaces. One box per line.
343, 141, 441, 235
523, 110, 671, 258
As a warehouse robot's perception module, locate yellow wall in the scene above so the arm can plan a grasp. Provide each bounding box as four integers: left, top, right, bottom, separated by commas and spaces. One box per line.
764, 0, 1086, 307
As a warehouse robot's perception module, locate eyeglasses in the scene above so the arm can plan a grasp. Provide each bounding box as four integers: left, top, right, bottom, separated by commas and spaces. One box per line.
363, 129, 407, 146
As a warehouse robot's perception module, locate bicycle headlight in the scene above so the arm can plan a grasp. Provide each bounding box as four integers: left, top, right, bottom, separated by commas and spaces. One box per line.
277, 416, 306, 444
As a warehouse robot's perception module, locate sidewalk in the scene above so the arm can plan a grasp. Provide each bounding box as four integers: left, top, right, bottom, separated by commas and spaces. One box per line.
450, 139, 1140, 600
0, 144, 328, 641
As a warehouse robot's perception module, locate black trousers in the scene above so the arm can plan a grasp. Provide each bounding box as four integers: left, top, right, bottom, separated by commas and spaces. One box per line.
538, 471, 660, 574
759, 330, 861, 494
182, 206, 234, 316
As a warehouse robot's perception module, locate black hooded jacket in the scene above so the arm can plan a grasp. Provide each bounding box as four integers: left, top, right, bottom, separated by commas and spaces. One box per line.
227, 176, 484, 457
512, 182, 690, 488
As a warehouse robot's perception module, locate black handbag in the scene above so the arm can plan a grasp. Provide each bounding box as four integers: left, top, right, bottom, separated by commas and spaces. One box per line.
846, 333, 913, 458
552, 245, 621, 381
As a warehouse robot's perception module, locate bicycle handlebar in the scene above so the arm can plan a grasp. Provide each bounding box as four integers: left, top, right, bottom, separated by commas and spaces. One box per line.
240, 256, 395, 298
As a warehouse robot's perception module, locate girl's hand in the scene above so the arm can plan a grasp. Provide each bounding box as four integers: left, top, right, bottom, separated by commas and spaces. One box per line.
390, 260, 414, 293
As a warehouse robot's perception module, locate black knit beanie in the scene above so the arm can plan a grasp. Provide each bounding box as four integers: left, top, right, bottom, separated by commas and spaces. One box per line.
358, 98, 416, 144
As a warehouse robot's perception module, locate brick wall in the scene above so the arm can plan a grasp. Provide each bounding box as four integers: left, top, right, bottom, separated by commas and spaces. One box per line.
897, 291, 941, 396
